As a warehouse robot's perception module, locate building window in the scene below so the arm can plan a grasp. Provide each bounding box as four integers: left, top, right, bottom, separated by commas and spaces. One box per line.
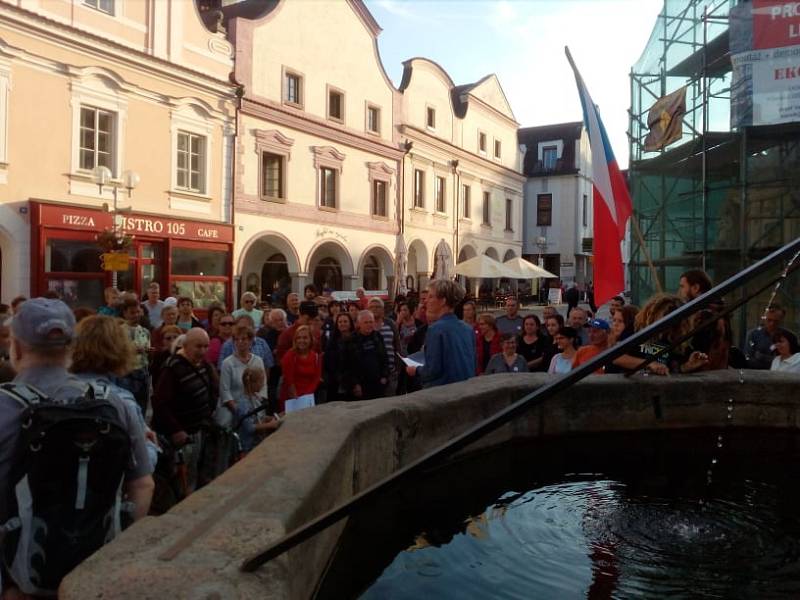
79, 106, 114, 172
320, 166, 337, 208
367, 105, 380, 134
84, 0, 114, 15
435, 176, 446, 213
328, 87, 344, 122
482, 191, 491, 225
537, 193, 553, 226
284, 70, 303, 107
505, 198, 513, 231
462, 184, 471, 219
494, 139, 502, 159
261, 152, 284, 200
176, 131, 206, 193
479, 132, 487, 154
413, 169, 425, 208
582, 193, 588, 226
542, 145, 558, 170
372, 179, 387, 217
426, 106, 436, 129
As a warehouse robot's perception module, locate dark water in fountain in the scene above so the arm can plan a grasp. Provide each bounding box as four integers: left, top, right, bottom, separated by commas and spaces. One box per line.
317, 429, 800, 599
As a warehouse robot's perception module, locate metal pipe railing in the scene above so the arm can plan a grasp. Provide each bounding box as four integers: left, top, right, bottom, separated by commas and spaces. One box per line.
241, 236, 800, 572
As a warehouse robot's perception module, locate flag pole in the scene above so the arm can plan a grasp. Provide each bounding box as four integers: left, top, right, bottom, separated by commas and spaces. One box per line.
630, 211, 663, 293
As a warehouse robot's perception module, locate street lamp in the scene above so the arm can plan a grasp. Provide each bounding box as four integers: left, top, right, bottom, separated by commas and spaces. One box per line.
93, 166, 140, 287
535, 235, 547, 267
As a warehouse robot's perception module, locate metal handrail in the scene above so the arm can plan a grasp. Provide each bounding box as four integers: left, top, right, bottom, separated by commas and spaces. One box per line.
241, 236, 800, 572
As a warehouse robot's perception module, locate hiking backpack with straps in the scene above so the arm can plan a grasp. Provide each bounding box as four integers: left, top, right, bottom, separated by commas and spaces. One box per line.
0, 381, 132, 597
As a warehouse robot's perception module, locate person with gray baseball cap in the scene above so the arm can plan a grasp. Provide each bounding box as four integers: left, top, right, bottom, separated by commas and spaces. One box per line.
0, 298, 154, 522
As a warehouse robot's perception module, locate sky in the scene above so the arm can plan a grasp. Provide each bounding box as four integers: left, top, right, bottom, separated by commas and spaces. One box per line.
364, 0, 664, 168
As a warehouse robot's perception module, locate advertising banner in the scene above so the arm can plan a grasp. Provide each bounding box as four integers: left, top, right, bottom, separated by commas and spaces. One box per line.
731, 1, 800, 128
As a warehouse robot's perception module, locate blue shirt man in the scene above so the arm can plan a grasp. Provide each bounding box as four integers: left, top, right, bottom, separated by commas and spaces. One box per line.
407, 280, 475, 389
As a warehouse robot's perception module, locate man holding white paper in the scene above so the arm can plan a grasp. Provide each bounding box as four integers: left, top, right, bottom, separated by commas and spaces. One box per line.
406, 280, 476, 389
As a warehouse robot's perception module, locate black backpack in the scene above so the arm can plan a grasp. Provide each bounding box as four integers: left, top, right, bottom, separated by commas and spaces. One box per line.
0, 382, 132, 597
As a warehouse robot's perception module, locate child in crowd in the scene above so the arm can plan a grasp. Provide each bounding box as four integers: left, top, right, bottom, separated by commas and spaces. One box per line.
237, 366, 280, 454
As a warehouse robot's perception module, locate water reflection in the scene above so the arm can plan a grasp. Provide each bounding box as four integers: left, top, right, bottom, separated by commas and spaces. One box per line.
317, 430, 800, 599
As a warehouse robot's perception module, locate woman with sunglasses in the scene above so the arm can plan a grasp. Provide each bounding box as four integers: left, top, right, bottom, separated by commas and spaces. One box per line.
206, 313, 235, 368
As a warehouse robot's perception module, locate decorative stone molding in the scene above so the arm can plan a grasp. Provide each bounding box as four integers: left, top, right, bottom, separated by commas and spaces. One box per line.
366, 161, 395, 178
254, 129, 294, 156
311, 146, 346, 170
254, 129, 294, 202
241, 98, 403, 161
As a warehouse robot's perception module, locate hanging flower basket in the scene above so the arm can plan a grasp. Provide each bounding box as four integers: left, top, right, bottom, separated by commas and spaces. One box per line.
96, 228, 134, 253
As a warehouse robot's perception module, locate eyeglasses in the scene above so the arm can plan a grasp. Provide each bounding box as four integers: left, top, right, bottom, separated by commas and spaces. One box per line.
220, 321, 234, 326
244, 300, 255, 304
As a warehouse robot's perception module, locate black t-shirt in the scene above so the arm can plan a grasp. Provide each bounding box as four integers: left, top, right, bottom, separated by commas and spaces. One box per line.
516, 335, 548, 366
539, 338, 559, 373
630, 337, 687, 373
480, 337, 492, 373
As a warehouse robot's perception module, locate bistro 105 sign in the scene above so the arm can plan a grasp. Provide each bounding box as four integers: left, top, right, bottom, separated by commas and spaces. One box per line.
42, 204, 233, 243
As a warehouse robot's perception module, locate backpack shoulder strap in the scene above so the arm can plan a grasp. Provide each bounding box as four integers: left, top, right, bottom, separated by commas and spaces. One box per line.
0, 382, 49, 409
87, 380, 110, 402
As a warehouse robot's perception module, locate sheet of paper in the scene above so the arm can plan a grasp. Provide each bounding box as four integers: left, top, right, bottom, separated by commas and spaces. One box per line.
285, 393, 315, 413
398, 352, 425, 368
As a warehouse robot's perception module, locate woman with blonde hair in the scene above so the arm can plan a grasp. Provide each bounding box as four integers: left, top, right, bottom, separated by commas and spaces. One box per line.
279, 325, 321, 412
70, 315, 158, 470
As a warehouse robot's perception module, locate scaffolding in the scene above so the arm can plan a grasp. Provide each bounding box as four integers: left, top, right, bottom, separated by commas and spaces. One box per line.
628, 0, 800, 339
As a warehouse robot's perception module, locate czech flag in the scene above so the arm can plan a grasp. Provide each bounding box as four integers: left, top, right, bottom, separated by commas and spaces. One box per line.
566, 47, 632, 307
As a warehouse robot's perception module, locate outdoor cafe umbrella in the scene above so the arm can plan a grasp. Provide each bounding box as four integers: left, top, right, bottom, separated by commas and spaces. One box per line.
502, 256, 557, 279
394, 234, 408, 297
454, 254, 516, 279
434, 239, 453, 280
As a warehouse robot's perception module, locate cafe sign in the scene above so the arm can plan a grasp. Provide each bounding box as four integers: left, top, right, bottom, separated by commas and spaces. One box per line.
100, 252, 131, 272
38, 203, 234, 243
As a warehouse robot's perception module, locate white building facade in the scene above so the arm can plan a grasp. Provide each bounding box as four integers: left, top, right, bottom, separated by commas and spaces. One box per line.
223, 0, 403, 301
398, 58, 525, 296
519, 122, 595, 289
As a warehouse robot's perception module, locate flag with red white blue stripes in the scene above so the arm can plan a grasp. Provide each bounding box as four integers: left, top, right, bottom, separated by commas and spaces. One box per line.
565, 47, 632, 307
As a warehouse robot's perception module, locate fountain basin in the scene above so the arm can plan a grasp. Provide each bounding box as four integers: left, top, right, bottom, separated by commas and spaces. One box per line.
60, 371, 800, 599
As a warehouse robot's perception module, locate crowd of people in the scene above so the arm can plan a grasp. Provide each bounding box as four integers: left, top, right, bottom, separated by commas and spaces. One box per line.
0, 268, 797, 595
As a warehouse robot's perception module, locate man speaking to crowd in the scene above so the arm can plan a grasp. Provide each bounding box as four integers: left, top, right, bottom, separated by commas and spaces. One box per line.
406, 280, 475, 388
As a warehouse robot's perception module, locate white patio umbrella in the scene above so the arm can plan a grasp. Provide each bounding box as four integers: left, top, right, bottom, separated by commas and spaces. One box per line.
503, 256, 557, 279
454, 254, 517, 279
433, 239, 453, 280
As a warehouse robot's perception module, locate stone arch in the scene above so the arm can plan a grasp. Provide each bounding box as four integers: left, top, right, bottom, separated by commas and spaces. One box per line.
357, 244, 394, 290
238, 231, 301, 303
484, 246, 500, 260
406, 238, 429, 293
503, 248, 517, 262
457, 243, 478, 262
306, 239, 356, 292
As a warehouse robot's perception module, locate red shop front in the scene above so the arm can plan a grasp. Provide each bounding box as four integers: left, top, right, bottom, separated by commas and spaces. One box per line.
30, 201, 234, 310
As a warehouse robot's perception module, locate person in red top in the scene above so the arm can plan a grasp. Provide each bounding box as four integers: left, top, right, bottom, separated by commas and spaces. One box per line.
475, 313, 502, 375
355, 287, 370, 310
275, 302, 320, 362
573, 318, 610, 374
279, 325, 321, 412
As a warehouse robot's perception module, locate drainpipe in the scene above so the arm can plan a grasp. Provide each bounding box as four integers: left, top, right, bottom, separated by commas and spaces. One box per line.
452, 159, 460, 263
400, 140, 413, 236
